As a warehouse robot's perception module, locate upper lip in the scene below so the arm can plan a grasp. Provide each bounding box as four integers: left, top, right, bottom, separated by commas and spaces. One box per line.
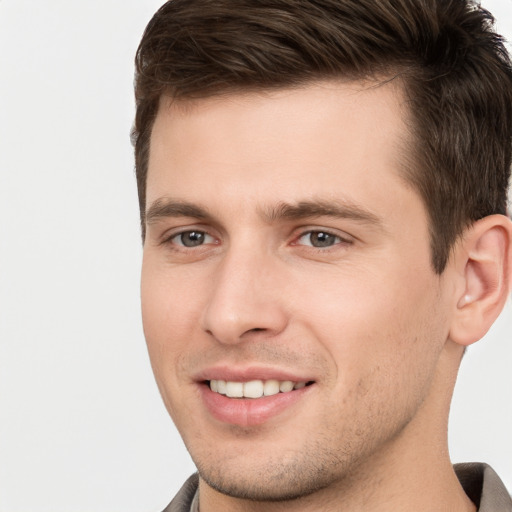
193, 365, 315, 384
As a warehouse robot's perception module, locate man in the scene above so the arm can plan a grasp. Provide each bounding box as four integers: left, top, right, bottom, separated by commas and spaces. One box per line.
132, 0, 512, 511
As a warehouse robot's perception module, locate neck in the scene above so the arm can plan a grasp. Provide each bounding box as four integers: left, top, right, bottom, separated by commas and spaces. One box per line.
198, 341, 476, 512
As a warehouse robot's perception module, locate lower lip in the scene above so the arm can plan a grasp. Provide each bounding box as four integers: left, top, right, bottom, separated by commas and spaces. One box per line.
199, 384, 313, 427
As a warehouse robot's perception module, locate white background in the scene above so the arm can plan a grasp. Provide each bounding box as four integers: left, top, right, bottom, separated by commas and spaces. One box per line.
0, 1, 511, 511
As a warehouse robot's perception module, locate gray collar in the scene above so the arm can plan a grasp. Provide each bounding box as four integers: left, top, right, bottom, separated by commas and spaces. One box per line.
455, 463, 512, 511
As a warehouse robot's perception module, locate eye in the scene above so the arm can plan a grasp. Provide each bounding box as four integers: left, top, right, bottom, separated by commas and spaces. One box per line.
296, 231, 345, 248
171, 230, 216, 248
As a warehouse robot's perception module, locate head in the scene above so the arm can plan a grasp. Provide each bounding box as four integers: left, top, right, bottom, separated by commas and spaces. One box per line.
134, 0, 512, 506
133, 0, 512, 273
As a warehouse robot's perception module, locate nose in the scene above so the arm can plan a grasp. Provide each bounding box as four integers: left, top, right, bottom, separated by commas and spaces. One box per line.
200, 249, 289, 345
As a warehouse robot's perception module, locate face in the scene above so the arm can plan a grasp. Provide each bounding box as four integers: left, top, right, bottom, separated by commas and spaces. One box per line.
141, 81, 453, 501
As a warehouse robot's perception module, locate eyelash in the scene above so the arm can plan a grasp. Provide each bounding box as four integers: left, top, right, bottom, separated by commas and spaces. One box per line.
161, 228, 352, 251
162, 229, 218, 249
293, 230, 352, 249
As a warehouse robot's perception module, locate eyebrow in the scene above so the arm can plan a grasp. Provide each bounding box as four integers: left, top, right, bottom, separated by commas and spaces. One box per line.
145, 199, 213, 225
145, 197, 383, 229
261, 200, 383, 226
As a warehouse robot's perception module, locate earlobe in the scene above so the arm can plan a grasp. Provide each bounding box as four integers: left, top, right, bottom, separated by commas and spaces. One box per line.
449, 214, 512, 347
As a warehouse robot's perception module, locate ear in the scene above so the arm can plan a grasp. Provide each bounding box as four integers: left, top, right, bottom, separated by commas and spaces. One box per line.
449, 214, 512, 347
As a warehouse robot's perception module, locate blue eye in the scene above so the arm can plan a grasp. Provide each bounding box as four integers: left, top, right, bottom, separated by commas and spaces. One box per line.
297, 231, 342, 248
172, 231, 215, 247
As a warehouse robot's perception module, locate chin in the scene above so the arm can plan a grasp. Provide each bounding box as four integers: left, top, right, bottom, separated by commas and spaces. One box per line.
198, 464, 338, 502
190, 438, 353, 503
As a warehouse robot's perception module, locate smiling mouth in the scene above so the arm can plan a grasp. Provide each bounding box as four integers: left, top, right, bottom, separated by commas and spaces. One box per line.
208, 379, 314, 399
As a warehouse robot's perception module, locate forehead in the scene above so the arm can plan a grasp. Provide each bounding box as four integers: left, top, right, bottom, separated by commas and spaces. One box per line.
146, 80, 417, 223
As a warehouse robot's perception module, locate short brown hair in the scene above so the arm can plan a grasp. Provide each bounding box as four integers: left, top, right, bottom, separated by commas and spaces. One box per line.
132, 0, 512, 272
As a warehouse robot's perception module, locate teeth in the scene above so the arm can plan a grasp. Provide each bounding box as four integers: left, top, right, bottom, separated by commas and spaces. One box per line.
263, 379, 280, 396
279, 381, 294, 392
217, 380, 227, 395
244, 380, 264, 399
209, 379, 308, 398
226, 381, 243, 398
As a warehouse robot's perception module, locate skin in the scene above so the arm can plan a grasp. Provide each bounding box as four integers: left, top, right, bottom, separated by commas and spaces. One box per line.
141, 81, 510, 511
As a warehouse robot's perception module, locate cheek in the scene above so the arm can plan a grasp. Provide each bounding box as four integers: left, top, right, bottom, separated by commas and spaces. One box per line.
141, 258, 203, 376
293, 260, 447, 383
141, 260, 206, 423
300, 271, 447, 446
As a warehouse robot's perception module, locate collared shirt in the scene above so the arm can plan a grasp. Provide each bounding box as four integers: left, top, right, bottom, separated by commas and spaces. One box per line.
455, 463, 512, 511
162, 463, 512, 512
